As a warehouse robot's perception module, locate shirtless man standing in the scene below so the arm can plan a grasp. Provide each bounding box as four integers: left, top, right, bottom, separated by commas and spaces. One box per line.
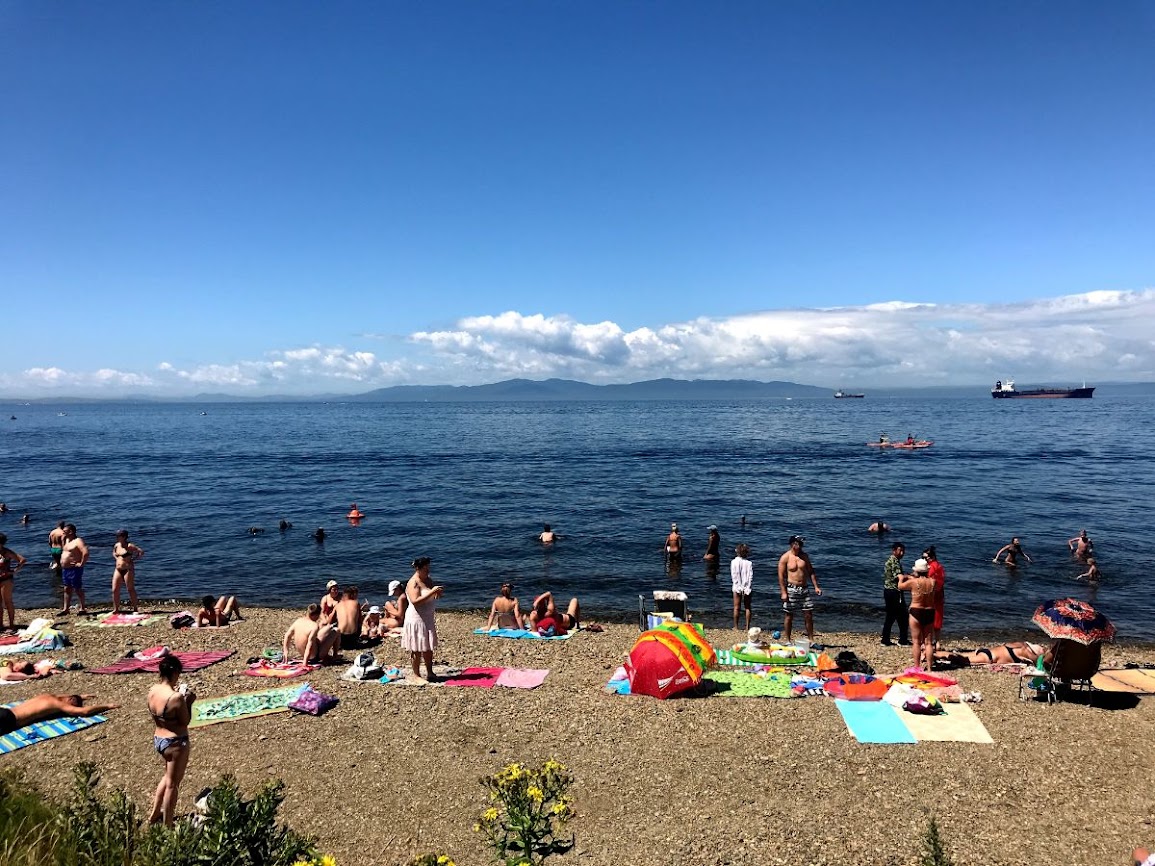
334, 585, 363, 650
777, 535, 822, 644
1068, 529, 1093, 561
664, 523, 683, 565
48, 521, 66, 574
58, 524, 89, 615
282, 604, 340, 664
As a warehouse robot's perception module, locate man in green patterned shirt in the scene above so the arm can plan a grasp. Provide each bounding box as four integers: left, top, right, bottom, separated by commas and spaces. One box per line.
881, 542, 909, 646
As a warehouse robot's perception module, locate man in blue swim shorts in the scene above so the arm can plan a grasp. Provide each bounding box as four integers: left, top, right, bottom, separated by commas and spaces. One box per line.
58, 524, 90, 616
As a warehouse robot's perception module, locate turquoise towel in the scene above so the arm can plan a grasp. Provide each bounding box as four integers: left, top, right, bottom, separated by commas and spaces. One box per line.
472, 627, 572, 641
0, 702, 106, 754
835, 699, 917, 744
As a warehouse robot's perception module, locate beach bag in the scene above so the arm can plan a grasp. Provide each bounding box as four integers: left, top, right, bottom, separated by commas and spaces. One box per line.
346, 652, 381, 681
170, 612, 195, 629
835, 650, 874, 675
288, 687, 338, 716
902, 694, 945, 715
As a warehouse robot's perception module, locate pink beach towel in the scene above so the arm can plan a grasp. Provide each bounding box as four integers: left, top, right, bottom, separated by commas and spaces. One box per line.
242, 660, 320, 679
495, 668, 549, 690
90, 650, 235, 675
443, 667, 504, 688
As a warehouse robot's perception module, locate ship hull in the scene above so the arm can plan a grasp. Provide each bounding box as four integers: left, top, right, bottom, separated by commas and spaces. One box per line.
991, 387, 1094, 399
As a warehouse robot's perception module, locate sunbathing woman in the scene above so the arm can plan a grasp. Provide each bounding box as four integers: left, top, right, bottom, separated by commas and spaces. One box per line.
0, 660, 50, 682
935, 641, 1053, 668
196, 595, 242, 627
486, 581, 523, 630
530, 591, 580, 636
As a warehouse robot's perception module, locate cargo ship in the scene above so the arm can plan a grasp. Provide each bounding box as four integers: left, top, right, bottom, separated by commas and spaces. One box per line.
834, 390, 864, 399
991, 379, 1094, 399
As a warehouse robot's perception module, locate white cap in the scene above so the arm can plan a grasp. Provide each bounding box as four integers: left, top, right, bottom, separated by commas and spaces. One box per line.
912, 558, 929, 574
325, 580, 338, 589
368, 605, 382, 615
388, 579, 402, 595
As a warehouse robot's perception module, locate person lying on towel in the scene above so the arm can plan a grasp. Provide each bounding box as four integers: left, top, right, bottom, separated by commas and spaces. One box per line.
0, 693, 119, 736
529, 592, 580, 636
934, 641, 1053, 668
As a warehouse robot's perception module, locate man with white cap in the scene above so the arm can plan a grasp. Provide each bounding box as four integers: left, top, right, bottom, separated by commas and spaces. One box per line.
319, 580, 341, 626
664, 523, 683, 566
383, 579, 407, 629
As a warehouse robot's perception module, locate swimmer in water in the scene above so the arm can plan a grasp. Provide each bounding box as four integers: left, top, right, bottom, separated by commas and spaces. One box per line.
993, 537, 1031, 570
312, 528, 325, 543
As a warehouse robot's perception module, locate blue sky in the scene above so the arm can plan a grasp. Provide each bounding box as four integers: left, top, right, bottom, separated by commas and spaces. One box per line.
2, 1, 1154, 395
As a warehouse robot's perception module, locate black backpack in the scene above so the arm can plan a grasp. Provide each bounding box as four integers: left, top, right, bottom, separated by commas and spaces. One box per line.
835, 650, 875, 675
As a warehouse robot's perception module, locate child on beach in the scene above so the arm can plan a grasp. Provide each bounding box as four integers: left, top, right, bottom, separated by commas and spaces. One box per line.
362, 606, 384, 640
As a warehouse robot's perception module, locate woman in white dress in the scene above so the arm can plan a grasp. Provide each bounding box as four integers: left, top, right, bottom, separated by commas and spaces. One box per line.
401, 557, 443, 680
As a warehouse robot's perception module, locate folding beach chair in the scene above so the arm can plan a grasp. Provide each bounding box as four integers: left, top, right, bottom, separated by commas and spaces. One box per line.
1019, 639, 1102, 704
638, 590, 688, 631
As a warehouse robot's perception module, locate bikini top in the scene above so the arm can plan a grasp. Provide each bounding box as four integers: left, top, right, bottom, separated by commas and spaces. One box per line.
148, 691, 184, 726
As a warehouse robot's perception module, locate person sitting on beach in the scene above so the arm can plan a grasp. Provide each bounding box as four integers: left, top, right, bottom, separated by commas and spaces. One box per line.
539, 523, 556, 544
1068, 529, 1094, 560
993, 537, 1031, 570
1076, 557, 1102, 582
334, 585, 363, 650
486, 581, 523, 630
319, 580, 341, 625
362, 606, 385, 640
867, 519, 889, 534
0, 660, 52, 683
196, 595, 242, 627
383, 579, 407, 629
0, 692, 118, 737
283, 604, 340, 664
529, 591, 580, 636
934, 641, 1053, 668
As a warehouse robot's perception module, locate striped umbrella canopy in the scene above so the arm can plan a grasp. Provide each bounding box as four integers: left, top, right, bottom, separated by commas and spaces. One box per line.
1031, 597, 1116, 645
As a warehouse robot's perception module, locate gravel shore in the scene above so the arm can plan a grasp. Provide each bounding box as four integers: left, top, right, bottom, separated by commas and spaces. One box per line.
4, 605, 1154, 866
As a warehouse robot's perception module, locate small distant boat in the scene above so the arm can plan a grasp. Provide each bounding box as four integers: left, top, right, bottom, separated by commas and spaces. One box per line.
834, 390, 864, 399
991, 378, 1094, 399
868, 438, 933, 450
57, 412, 67, 417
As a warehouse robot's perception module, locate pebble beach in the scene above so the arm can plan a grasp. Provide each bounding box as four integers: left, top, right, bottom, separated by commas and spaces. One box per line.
4, 605, 1154, 866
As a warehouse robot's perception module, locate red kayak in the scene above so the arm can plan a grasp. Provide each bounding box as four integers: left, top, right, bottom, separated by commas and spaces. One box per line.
868, 440, 933, 449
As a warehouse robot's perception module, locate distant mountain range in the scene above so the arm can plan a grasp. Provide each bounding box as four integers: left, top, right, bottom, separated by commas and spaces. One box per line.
8, 377, 1155, 404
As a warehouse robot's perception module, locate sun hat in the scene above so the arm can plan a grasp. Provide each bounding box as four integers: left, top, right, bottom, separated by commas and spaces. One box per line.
671, 523, 678, 530
912, 558, 929, 574
789, 535, 805, 545
707, 525, 718, 531
325, 580, 338, 589
388, 579, 402, 595
368, 605, 382, 615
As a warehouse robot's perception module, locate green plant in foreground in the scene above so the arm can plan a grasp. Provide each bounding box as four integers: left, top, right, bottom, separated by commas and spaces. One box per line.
475, 760, 575, 866
0, 768, 62, 866
920, 815, 953, 866
408, 855, 456, 866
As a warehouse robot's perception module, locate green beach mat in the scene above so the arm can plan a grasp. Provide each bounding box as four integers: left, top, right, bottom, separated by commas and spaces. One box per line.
713, 649, 764, 668
0, 702, 107, 755
189, 683, 308, 728
704, 670, 798, 698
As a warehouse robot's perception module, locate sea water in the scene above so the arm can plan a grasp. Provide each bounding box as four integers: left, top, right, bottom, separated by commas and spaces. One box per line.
1, 394, 1152, 639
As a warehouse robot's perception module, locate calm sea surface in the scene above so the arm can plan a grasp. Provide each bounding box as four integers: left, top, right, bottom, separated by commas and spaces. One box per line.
2, 395, 1152, 640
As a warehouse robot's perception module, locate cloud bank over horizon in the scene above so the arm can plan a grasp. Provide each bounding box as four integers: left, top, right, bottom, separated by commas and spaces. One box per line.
4, 289, 1154, 397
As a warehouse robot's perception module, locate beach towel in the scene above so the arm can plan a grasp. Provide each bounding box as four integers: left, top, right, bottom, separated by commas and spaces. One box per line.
89, 650, 235, 675
443, 667, 504, 688
835, 699, 917, 744
1090, 668, 1155, 695
76, 612, 163, 628
189, 683, 308, 728
605, 666, 631, 695
704, 670, 798, 698
712, 648, 767, 669
0, 631, 68, 656
472, 627, 572, 641
0, 702, 107, 755
494, 668, 549, 690
378, 664, 460, 686
898, 701, 993, 743
241, 660, 319, 679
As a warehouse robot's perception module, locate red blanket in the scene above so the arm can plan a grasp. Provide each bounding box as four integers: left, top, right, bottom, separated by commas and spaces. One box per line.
90, 650, 235, 675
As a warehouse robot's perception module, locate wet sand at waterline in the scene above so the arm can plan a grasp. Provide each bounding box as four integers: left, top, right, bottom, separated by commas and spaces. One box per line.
4, 607, 1154, 866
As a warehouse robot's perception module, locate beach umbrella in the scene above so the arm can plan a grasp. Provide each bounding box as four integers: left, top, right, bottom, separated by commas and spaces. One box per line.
625, 621, 716, 699
1031, 597, 1116, 645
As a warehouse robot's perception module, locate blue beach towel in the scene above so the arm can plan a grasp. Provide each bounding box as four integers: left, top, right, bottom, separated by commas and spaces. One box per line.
472, 627, 572, 641
835, 699, 917, 744
0, 702, 107, 755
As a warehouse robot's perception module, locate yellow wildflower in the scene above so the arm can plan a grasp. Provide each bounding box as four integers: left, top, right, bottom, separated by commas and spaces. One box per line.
527, 786, 543, 802
483, 807, 499, 821
320, 857, 337, 866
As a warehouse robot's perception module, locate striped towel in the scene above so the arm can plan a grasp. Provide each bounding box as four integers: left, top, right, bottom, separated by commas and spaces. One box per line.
90, 650, 235, 675
0, 702, 106, 755
713, 649, 767, 669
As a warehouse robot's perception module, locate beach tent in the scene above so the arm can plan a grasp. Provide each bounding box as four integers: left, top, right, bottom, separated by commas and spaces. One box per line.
625, 621, 717, 699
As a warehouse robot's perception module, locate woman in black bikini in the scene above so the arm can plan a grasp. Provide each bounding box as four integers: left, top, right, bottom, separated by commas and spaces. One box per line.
0, 533, 27, 633
934, 641, 1051, 668
898, 558, 938, 671
111, 529, 144, 614
147, 655, 195, 826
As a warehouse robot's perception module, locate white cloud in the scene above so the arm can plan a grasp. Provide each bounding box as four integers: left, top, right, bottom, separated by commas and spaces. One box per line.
3, 289, 1154, 396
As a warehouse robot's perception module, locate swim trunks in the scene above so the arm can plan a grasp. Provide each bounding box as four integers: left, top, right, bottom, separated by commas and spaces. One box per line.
61, 567, 84, 589
911, 607, 935, 626
50, 547, 63, 556
0, 706, 17, 735
340, 632, 360, 650
783, 584, 813, 613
